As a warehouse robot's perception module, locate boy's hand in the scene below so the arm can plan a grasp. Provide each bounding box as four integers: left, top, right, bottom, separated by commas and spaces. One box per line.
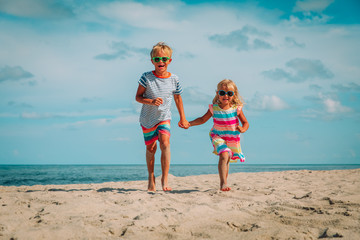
178, 119, 190, 129
152, 98, 163, 106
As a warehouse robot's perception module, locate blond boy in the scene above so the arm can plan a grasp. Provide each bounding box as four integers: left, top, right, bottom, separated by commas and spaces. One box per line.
135, 42, 189, 191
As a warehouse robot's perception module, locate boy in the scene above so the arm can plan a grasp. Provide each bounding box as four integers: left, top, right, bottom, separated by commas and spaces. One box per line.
135, 42, 189, 192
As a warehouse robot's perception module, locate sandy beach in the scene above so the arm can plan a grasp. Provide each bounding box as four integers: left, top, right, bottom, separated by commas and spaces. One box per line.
0, 169, 359, 239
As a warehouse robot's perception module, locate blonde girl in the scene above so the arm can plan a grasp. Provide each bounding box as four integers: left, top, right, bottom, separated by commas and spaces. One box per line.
189, 79, 249, 191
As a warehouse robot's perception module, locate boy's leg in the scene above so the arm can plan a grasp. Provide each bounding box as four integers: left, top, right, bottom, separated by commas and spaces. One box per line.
218, 152, 231, 191
159, 133, 171, 191
146, 142, 157, 191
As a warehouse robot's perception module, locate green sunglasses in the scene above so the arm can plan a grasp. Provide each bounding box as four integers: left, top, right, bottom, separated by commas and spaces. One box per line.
152, 57, 171, 63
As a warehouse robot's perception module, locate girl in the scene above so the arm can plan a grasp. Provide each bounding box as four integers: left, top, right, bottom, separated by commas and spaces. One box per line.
189, 79, 249, 191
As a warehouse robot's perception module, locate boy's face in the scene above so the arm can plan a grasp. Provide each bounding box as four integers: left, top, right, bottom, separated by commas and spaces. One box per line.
151, 50, 172, 75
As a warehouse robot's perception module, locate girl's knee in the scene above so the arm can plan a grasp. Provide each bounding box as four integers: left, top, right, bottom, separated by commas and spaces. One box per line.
219, 152, 229, 159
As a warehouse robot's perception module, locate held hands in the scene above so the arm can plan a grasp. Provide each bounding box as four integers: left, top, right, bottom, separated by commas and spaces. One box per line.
178, 119, 190, 129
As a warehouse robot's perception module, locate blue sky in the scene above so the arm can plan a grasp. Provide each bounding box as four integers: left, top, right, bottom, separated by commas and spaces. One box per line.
0, 0, 359, 165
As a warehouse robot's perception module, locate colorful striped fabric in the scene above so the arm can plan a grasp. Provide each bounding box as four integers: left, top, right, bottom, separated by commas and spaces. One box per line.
141, 120, 171, 145
209, 104, 245, 163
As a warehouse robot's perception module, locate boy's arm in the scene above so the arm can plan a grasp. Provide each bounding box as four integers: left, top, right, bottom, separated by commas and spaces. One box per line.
135, 84, 163, 106
189, 109, 212, 127
237, 109, 249, 133
173, 94, 190, 128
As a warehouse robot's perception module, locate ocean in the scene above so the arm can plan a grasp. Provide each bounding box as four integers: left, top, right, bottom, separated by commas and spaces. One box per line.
0, 164, 359, 187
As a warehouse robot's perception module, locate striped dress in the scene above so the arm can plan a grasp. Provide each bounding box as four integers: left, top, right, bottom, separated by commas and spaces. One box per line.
209, 104, 245, 163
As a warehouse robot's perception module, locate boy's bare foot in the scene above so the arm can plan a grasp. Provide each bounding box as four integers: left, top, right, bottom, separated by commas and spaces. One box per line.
148, 176, 156, 192
161, 176, 172, 191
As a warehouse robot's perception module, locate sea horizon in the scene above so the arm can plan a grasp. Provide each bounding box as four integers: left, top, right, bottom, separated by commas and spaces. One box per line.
1, 164, 359, 187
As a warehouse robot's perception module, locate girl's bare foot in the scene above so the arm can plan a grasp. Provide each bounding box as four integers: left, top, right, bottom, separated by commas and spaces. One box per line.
220, 184, 231, 191
162, 185, 172, 191
148, 175, 156, 192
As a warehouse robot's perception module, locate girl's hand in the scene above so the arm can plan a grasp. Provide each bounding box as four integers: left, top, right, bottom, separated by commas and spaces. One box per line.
237, 125, 246, 133
152, 98, 163, 106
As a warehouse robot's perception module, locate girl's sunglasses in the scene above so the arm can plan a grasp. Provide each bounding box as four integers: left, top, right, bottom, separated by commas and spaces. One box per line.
218, 90, 234, 97
152, 57, 171, 63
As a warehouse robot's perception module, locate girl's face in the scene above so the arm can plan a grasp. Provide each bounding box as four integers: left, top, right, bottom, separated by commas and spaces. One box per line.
151, 50, 172, 75
217, 85, 235, 106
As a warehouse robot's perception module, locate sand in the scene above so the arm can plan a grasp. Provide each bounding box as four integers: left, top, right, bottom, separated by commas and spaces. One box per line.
0, 169, 359, 239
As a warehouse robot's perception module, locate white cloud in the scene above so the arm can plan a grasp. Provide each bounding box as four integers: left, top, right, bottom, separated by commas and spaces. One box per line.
17, 109, 135, 120
285, 132, 300, 141
302, 92, 353, 119
284, 37, 305, 48
323, 98, 352, 113
8, 101, 33, 108
0, 113, 18, 118
0, 0, 74, 19
331, 82, 360, 92
0, 66, 33, 83
62, 115, 138, 130
181, 87, 214, 105
293, 0, 335, 13
262, 58, 333, 83
309, 84, 322, 91
249, 93, 289, 111
97, 1, 180, 30
21, 112, 51, 119
95, 41, 149, 61
289, 13, 332, 25
286, 0, 334, 25
209, 25, 273, 51
315, 93, 353, 114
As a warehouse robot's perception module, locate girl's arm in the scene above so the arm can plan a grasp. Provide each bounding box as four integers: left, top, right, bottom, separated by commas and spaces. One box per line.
135, 84, 163, 106
237, 109, 249, 133
174, 95, 190, 128
189, 109, 212, 127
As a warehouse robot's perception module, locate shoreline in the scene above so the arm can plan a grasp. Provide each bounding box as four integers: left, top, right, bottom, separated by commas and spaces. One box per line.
1, 169, 359, 239
1, 165, 359, 187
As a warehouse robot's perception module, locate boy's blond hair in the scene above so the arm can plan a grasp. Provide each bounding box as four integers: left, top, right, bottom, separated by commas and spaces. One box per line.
150, 42, 173, 58
213, 79, 244, 107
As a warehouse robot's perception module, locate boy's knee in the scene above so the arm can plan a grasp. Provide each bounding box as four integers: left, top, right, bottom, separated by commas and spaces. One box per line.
146, 143, 157, 153
159, 134, 170, 150
160, 140, 170, 150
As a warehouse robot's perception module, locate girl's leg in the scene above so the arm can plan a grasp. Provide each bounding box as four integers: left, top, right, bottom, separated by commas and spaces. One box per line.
159, 133, 171, 191
218, 152, 231, 191
226, 159, 230, 179
146, 142, 157, 191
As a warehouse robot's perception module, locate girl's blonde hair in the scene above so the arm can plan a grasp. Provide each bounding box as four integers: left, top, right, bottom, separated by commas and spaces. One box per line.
212, 79, 244, 107
150, 42, 173, 58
